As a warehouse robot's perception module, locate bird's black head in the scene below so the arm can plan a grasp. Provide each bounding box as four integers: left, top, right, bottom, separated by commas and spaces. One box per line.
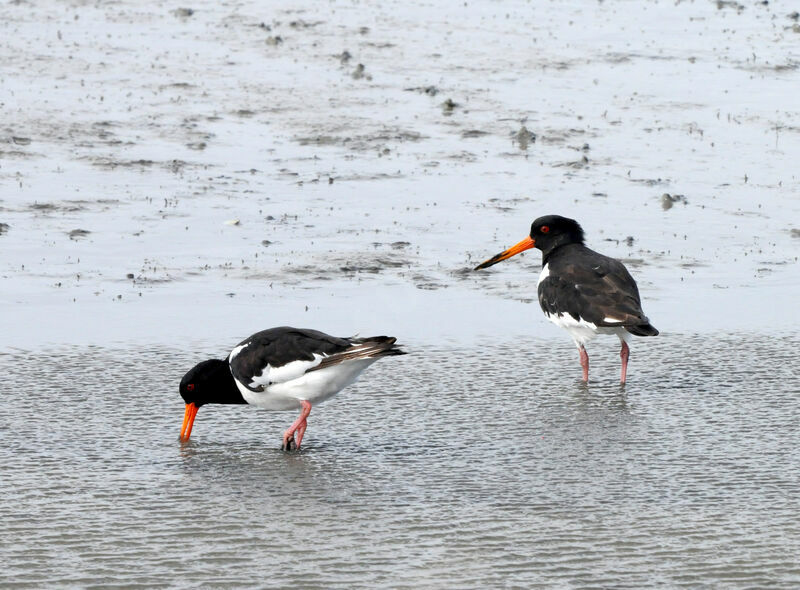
528, 215, 585, 258
178, 358, 245, 441
474, 214, 585, 270
179, 359, 236, 407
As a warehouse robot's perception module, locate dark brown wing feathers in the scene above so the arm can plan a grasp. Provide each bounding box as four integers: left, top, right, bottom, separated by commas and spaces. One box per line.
539, 244, 658, 335
309, 336, 405, 372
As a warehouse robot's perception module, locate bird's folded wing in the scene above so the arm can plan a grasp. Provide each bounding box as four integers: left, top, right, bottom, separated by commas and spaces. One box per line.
228, 327, 354, 391
582, 261, 649, 326
308, 338, 400, 372
540, 259, 649, 327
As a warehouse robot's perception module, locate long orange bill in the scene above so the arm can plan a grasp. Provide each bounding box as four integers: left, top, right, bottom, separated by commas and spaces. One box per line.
179, 402, 198, 441
474, 236, 536, 270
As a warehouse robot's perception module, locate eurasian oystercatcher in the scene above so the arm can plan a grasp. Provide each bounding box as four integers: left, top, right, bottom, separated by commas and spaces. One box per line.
179, 326, 405, 449
475, 215, 658, 383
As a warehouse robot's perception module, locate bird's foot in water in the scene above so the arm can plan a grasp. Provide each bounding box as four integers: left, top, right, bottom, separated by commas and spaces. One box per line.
281, 434, 298, 452
281, 408, 309, 452
281, 428, 300, 452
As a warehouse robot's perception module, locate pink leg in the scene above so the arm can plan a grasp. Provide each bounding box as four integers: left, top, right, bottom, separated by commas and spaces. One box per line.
294, 417, 308, 448
282, 400, 312, 450
620, 341, 630, 384
579, 346, 589, 382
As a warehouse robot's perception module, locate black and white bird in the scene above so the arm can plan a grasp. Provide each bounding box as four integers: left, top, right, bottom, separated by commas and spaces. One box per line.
475, 215, 658, 383
179, 326, 405, 449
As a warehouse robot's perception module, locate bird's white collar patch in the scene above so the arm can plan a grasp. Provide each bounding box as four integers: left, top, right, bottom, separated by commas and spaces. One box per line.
537, 263, 550, 287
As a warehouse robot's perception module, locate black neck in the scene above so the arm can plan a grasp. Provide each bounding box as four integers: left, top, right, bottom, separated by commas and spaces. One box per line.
202, 359, 248, 405
542, 240, 583, 265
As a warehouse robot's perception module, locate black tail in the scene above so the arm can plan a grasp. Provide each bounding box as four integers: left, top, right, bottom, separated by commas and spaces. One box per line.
625, 323, 659, 337
351, 335, 407, 357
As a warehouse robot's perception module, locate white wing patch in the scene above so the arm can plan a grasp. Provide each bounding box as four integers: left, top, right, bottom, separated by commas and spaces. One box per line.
248, 354, 326, 389
229, 342, 250, 361
603, 316, 624, 323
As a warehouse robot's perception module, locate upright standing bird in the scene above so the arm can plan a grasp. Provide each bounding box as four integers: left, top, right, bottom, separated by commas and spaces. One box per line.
475, 215, 658, 383
179, 326, 405, 449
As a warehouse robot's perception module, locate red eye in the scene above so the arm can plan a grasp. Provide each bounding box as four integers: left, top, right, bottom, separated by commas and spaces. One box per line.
541, 225, 550, 233
187, 383, 195, 392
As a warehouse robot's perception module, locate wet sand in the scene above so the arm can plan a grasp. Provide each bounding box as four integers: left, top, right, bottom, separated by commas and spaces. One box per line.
1, 0, 799, 587
2, 0, 799, 347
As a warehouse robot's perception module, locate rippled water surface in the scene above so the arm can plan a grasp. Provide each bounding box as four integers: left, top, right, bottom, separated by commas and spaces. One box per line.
3, 0, 800, 586
2, 334, 799, 588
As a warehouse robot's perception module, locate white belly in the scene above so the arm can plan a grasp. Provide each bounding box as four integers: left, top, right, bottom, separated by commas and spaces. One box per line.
544, 312, 631, 348
236, 358, 378, 411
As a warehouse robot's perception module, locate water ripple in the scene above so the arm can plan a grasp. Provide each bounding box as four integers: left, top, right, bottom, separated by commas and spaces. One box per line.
1, 333, 799, 587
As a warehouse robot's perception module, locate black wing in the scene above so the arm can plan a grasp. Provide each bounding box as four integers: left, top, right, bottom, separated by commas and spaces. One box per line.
539, 245, 657, 332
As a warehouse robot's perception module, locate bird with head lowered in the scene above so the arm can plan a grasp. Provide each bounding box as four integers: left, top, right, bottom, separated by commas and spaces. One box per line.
179, 326, 406, 449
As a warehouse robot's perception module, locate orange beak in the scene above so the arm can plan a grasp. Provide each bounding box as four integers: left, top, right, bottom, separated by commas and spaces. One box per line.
474, 236, 536, 270
179, 402, 198, 441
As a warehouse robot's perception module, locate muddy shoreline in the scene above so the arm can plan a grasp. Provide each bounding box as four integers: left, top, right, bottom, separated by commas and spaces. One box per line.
2, 0, 799, 348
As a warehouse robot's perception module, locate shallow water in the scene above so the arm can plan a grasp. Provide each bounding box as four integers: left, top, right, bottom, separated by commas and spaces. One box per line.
2, 334, 799, 588
2, 0, 800, 587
